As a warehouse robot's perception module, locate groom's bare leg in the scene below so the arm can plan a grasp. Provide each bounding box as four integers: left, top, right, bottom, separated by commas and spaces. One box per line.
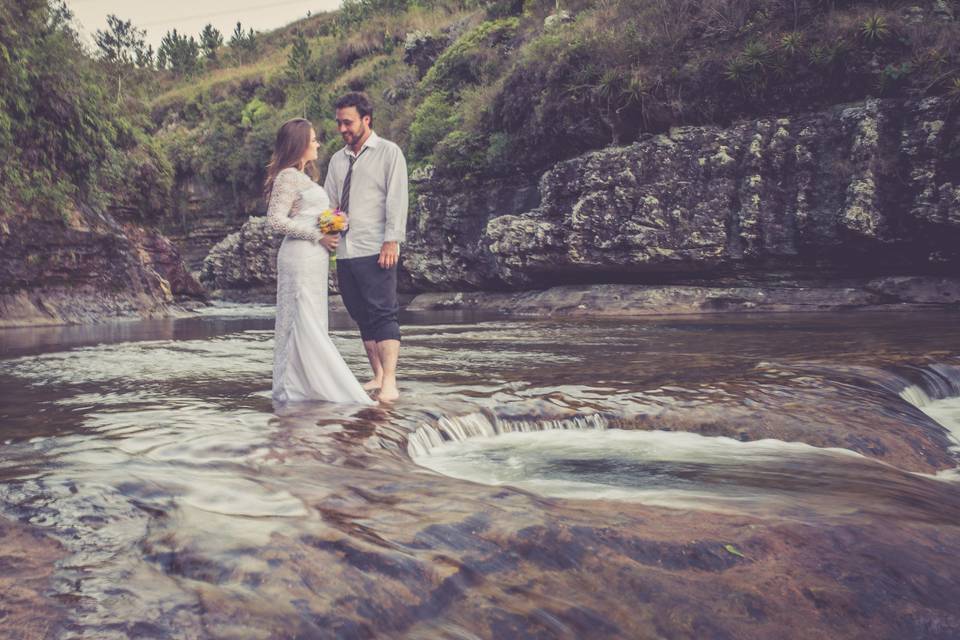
377, 339, 400, 402
362, 339, 383, 390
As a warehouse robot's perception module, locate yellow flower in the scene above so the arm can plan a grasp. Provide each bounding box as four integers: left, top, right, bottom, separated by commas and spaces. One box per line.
318, 209, 347, 234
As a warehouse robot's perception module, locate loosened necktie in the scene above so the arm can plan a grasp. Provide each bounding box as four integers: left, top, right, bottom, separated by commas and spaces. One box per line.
339, 147, 367, 238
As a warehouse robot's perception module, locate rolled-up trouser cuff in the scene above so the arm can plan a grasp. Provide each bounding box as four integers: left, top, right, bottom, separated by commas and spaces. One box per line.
360, 323, 401, 343
339, 254, 401, 344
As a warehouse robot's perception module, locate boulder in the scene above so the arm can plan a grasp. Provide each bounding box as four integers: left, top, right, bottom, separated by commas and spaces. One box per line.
201, 216, 340, 300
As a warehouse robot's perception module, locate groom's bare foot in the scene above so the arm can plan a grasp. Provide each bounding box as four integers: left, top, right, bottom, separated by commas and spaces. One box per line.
378, 381, 399, 403
363, 379, 382, 391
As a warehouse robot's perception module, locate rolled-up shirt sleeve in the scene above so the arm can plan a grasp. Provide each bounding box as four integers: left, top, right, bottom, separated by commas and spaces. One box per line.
383, 147, 408, 244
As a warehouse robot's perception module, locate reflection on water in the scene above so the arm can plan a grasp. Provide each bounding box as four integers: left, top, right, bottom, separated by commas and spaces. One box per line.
1, 308, 960, 638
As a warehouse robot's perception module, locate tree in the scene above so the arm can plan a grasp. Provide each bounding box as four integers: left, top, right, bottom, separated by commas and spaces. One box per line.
200, 23, 223, 62
136, 44, 154, 69
47, 0, 73, 33
158, 29, 200, 77
229, 21, 257, 66
0, 0, 148, 212
93, 14, 146, 101
286, 29, 311, 116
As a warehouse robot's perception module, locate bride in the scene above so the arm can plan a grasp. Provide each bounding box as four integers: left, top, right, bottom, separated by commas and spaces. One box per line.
264, 118, 374, 405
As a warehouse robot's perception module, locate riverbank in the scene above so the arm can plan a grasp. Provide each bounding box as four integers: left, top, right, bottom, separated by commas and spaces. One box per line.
406, 276, 960, 316
3, 275, 958, 328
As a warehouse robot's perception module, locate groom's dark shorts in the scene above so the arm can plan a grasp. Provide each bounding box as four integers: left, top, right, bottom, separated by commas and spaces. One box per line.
337, 254, 401, 343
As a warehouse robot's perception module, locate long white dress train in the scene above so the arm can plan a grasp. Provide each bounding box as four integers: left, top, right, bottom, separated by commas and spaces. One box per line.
267, 167, 374, 405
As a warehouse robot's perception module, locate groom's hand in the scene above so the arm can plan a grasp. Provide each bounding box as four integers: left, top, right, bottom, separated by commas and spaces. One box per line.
378, 241, 399, 269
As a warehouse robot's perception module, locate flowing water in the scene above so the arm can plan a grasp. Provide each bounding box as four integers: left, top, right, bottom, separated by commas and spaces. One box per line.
2, 305, 960, 639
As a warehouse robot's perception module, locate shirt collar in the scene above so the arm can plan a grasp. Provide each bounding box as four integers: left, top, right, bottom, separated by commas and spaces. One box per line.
346, 131, 380, 157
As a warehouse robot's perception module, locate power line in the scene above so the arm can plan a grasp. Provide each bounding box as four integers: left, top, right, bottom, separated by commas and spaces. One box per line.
137, 0, 319, 29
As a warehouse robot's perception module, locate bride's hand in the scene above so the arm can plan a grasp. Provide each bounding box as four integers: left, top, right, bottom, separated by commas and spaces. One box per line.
319, 234, 340, 251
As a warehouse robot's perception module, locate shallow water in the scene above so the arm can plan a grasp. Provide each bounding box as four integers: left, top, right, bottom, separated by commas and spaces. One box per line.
2, 305, 960, 639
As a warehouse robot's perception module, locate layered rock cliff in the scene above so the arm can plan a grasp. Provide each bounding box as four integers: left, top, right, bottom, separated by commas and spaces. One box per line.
0, 207, 205, 327
402, 96, 959, 291
160, 177, 253, 274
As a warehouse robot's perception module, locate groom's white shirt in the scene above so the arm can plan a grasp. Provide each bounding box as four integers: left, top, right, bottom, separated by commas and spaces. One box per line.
323, 131, 409, 260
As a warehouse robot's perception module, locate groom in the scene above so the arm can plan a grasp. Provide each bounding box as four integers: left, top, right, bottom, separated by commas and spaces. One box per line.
324, 92, 408, 402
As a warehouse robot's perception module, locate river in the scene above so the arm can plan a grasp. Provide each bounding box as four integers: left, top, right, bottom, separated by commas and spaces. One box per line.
1, 305, 959, 639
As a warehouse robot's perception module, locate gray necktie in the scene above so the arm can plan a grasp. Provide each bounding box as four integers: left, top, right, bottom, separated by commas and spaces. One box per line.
340, 147, 367, 237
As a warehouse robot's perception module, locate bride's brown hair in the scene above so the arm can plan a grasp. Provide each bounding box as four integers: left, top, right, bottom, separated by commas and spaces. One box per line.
263, 118, 318, 202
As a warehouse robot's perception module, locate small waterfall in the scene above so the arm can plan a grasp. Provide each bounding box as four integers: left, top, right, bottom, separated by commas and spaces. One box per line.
898, 363, 960, 452
408, 410, 609, 458
900, 385, 933, 408
898, 363, 960, 408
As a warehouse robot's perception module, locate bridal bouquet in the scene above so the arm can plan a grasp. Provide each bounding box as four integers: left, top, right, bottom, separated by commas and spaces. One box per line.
318, 208, 348, 235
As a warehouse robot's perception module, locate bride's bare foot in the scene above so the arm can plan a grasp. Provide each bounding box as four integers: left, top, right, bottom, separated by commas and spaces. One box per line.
363, 379, 382, 391
378, 381, 399, 403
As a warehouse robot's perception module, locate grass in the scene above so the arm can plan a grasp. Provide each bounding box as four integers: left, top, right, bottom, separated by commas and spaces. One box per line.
148, 0, 960, 182
151, 48, 288, 109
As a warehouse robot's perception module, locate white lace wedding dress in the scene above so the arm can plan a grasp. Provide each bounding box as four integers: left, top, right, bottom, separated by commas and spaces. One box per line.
267, 167, 373, 405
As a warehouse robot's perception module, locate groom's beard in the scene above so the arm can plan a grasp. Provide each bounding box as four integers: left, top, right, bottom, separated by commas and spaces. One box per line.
342, 124, 368, 147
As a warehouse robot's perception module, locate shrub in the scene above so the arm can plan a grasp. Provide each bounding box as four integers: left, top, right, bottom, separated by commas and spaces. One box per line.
409, 91, 461, 160
241, 97, 272, 127
0, 0, 124, 214
433, 129, 489, 174
860, 14, 888, 44
422, 17, 520, 93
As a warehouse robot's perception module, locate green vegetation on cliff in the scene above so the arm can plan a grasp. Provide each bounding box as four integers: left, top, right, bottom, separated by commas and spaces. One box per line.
3, 0, 959, 227
146, 0, 960, 221
0, 0, 171, 220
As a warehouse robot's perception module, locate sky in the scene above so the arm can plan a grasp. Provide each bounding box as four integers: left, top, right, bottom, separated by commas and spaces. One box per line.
67, 0, 342, 51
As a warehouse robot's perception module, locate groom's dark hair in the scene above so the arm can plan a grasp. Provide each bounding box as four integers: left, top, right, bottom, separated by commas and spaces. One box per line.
334, 92, 374, 127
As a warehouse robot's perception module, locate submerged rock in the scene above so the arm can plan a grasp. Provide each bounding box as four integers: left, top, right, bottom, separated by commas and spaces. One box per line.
0, 517, 65, 637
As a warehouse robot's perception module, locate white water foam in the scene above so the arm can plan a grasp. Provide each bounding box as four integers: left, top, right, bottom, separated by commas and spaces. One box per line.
412, 429, 871, 513
900, 385, 960, 452
407, 411, 609, 458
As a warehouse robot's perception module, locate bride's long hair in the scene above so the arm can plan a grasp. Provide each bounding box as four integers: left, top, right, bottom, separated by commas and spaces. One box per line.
263, 118, 318, 203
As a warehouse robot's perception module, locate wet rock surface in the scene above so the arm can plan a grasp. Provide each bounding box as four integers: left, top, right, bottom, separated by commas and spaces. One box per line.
0, 208, 203, 327
0, 517, 65, 638
159, 176, 252, 273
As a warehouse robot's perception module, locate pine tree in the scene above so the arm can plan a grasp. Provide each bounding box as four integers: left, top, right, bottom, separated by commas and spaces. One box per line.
93, 15, 146, 101
229, 22, 257, 66
158, 29, 200, 77
200, 23, 223, 62
286, 29, 312, 117
135, 44, 154, 70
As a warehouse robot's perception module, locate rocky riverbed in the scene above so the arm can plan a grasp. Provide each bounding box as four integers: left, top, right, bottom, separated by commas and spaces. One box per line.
1, 308, 959, 638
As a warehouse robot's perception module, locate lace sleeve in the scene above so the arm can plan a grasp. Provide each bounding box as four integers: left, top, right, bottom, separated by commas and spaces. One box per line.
266, 169, 322, 242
